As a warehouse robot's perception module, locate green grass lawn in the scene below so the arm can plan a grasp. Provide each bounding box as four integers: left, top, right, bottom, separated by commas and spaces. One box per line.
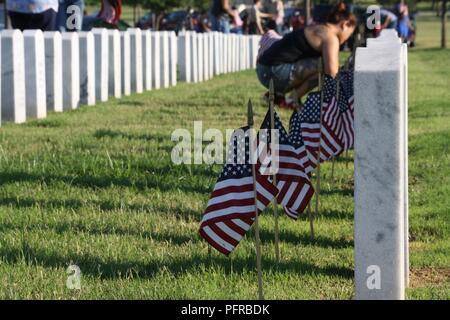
0, 16, 449, 299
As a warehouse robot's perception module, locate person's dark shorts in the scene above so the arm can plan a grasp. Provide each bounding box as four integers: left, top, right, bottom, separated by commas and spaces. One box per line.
8, 9, 57, 31
256, 63, 293, 94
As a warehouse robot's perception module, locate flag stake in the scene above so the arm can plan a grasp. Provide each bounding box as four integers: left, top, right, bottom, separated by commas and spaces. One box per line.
248, 99, 264, 300
330, 73, 341, 182
313, 58, 324, 241
307, 202, 314, 241
269, 79, 281, 263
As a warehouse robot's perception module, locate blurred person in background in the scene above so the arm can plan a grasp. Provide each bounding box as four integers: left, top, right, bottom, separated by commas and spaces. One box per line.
97, 0, 122, 25
272, 0, 284, 34
230, 5, 243, 34
7, 0, 59, 30
210, 0, 235, 33
248, 0, 273, 35
57, 0, 84, 31
396, 0, 413, 42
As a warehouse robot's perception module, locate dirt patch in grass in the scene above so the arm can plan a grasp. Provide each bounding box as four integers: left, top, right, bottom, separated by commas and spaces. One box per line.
410, 267, 450, 288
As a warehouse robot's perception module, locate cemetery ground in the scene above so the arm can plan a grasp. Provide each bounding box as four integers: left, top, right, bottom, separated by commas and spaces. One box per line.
0, 17, 449, 299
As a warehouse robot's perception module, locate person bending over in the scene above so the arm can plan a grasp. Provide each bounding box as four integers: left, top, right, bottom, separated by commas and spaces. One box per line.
256, 2, 356, 106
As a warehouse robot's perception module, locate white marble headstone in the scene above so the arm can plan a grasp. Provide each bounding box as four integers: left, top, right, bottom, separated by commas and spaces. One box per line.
44, 31, 63, 112
120, 31, 131, 96
177, 32, 191, 83
129, 28, 143, 93
108, 29, 122, 98
151, 31, 161, 89
61, 32, 80, 110
208, 33, 214, 79
169, 31, 177, 86
23, 30, 47, 119
160, 31, 170, 88
197, 33, 204, 82
190, 32, 198, 83
78, 31, 96, 106
1, 30, 26, 123
212, 32, 220, 76
92, 28, 109, 102
203, 33, 209, 81
142, 30, 152, 91
354, 33, 408, 300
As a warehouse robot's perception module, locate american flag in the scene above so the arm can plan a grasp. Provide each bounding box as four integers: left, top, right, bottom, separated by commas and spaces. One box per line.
300, 75, 344, 169
199, 126, 278, 256
337, 70, 354, 150
258, 110, 314, 220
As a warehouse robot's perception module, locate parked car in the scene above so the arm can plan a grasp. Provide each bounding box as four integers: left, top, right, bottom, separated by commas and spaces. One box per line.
160, 10, 190, 33
135, 12, 154, 30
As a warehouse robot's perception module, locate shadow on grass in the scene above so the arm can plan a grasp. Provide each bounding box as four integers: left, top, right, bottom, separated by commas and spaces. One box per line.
258, 228, 353, 249
0, 197, 201, 222
0, 170, 213, 195
93, 128, 166, 142
0, 244, 353, 280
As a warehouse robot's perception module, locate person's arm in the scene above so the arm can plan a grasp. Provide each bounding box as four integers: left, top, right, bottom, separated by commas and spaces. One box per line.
382, 16, 392, 29
256, 9, 264, 34
222, 0, 235, 17
321, 36, 340, 78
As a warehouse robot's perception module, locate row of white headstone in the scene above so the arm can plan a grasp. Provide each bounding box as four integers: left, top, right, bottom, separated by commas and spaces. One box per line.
178, 31, 261, 82
0, 29, 260, 125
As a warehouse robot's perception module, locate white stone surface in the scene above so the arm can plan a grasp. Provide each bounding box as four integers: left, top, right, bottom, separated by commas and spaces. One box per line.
120, 31, 131, 96
44, 31, 63, 112
227, 34, 232, 73
354, 34, 408, 300
190, 32, 198, 83
212, 32, 220, 76
208, 33, 214, 79
169, 31, 177, 86
222, 33, 228, 74
1, 30, 26, 123
23, 30, 47, 119
142, 30, 152, 91
129, 28, 143, 93
177, 32, 191, 82
78, 31, 96, 105
160, 31, 170, 88
203, 32, 209, 80
197, 33, 204, 82
108, 29, 121, 98
61, 32, 80, 110
92, 28, 109, 102
151, 31, 161, 89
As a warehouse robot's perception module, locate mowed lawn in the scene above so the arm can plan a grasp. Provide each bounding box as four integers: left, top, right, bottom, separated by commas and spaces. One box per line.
0, 17, 449, 299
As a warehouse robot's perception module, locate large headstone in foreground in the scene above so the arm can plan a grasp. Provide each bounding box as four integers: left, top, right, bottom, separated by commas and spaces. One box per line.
120, 31, 131, 96
23, 30, 47, 119
177, 32, 191, 83
44, 31, 63, 112
1, 30, 26, 123
108, 29, 122, 98
61, 32, 80, 110
78, 31, 96, 105
92, 28, 109, 102
354, 31, 408, 300
142, 30, 152, 91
